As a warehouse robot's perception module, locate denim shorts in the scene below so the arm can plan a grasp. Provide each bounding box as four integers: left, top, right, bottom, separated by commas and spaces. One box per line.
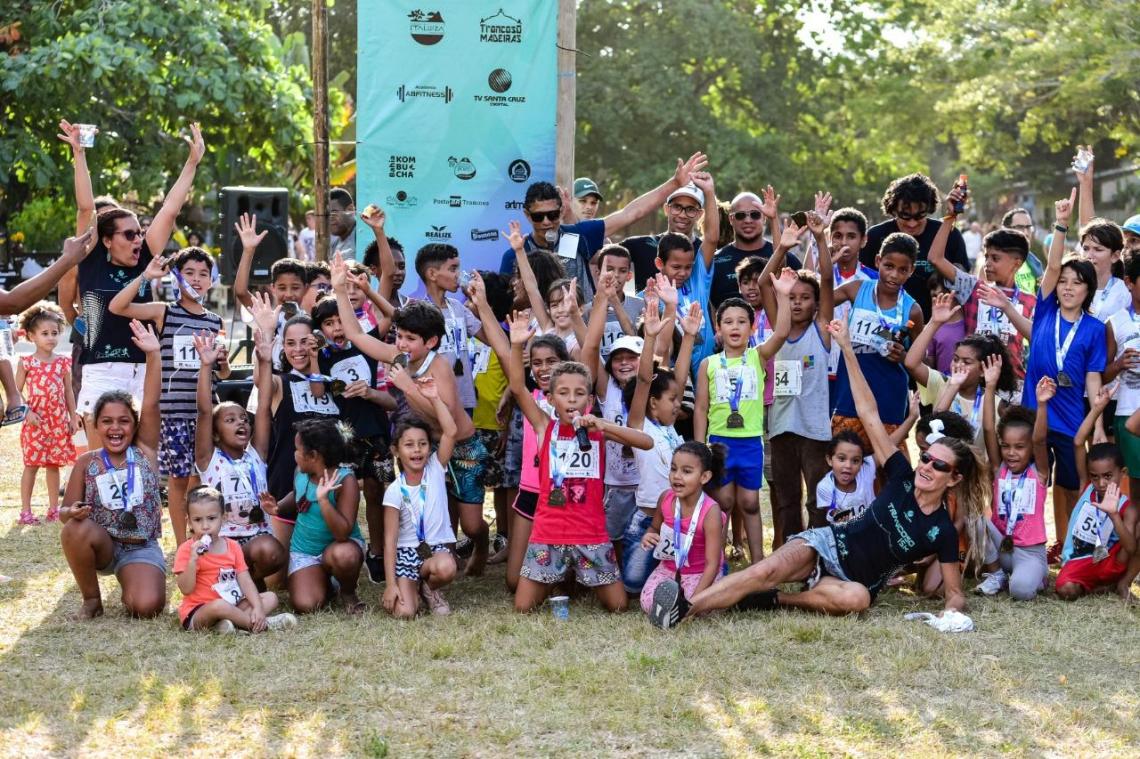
520, 542, 620, 587
98, 538, 166, 576
288, 536, 365, 575
789, 527, 850, 582
447, 434, 488, 504
603, 485, 638, 542
158, 417, 196, 479
620, 509, 659, 594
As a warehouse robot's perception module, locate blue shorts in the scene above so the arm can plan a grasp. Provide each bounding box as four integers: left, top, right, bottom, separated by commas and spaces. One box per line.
98, 539, 166, 576
1046, 428, 1079, 491
709, 434, 764, 490
158, 417, 196, 479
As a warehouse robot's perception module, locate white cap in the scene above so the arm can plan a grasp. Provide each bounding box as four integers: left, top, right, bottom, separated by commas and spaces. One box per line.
609, 335, 644, 356
666, 183, 704, 208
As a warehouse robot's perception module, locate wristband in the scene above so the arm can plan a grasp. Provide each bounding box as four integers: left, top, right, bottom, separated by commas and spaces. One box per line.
1054, 223, 1068, 233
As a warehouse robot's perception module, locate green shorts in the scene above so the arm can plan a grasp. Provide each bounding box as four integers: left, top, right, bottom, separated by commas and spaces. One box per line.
1114, 416, 1140, 473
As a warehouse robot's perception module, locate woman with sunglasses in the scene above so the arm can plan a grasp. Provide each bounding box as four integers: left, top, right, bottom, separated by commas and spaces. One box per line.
654, 318, 986, 627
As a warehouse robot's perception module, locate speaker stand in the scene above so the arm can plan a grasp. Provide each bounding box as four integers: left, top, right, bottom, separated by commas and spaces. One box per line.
229, 324, 255, 364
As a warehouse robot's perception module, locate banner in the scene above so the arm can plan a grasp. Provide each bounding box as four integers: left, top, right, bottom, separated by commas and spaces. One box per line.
357, 1, 558, 293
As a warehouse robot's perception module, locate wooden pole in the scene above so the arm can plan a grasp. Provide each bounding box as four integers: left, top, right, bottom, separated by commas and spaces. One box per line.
312, 0, 330, 262
555, 0, 576, 188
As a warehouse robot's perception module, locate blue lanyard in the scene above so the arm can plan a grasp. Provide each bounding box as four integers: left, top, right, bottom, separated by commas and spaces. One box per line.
548, 426, 571, 488
100, 447, 136, 511
648, 418, 682, 449
719, 353, 746, 413
1000, 465, 1031, 535
672, 493, 706, 570
399, 472, 428, 542
219, 448, 259, 497
1053, 310, 1083, 373
871, 284, 902, 330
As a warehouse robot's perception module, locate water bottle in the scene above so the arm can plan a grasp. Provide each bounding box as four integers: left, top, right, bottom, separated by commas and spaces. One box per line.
1072, 147, 1093, 174
952, 174, 968, 214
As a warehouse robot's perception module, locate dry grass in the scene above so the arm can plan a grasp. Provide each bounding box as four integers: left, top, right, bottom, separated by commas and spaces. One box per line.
2, 425, 1139, 758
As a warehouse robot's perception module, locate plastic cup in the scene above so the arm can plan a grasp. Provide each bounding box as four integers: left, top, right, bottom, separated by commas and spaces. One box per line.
77, 124, 97, 148
550, 595, 569, 621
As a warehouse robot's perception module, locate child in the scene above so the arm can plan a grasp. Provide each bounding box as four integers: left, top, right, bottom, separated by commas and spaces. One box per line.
1079, 218, 1129, 322
234, 213, 307, 312
506, 313, 653, 613
17, 302, 78, 524
174, 486, 296, 633
1105, 253, 1140, 500
1057, 388, 1138, 600
923, 273, 965, 376
831, 233, 925, 452
587, 244, 645, 358
650, 232, 716, 375
824, 208, 878, 405
1023, 191, 1106, 560
60, 320, 165, 619
641, 442, 727, 622
382, 376, 459, 618
976, 370, 1051, 599
694, 268, 797, 563
262, 418, 366, 614
108, 246, 224, 545
193, 330, 287, 588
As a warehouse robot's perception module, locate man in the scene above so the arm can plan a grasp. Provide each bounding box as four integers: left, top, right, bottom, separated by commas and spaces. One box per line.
1122, 214, 1140, 259
295, 209, 317, 261
962, 220, 983, 270
498, 152, 708, 302
709, 189, 801, 310
858, 172, 970, 317
1002, 207, 1044, 294
623, 181, 719, 292
329, 187, 357, 261
573, 177, 604, 220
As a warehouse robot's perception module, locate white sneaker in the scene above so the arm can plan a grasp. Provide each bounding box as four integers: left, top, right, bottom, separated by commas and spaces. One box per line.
266, 613, 298, 630
212, 619, 236, 634
420, 583, 451, 616
975, 569, 1008, 596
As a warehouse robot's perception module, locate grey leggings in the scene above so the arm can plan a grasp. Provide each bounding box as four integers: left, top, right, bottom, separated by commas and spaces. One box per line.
983, 521, 1048, 600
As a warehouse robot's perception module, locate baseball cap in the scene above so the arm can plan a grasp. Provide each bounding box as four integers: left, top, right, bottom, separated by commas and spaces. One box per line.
573, 177, 603, 200
666, 183, 704, 208
1123, 214, 1140, 235
609, 335, 644, 356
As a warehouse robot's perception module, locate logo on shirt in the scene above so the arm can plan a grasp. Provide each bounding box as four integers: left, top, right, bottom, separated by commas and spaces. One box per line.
448, 156, 476, 180
424, 225, 452, 241
408, 9, 444, 45
480, 10, 522, 43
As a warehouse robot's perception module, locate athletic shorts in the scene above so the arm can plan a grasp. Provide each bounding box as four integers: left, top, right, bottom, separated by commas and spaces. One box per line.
512, 488, 539, 521
520, 542, 620, 587
447, 434, 488, 504
97, 538, 166, 576
1115, 416, 1140, 474
78, 362, 146, 416
1045, 428, 1080, 491
158, 417, 196, 479
603, 485, 638, 542
288, 537, 365, 575
501, 407, 525, 490
708, 434, 765, 490
395, 544, 450, 581
474, 428, 504, 487
182, 603, 206, 630
1056, 544, 1128, 591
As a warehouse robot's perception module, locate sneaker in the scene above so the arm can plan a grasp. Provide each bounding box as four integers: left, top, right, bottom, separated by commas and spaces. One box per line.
420, 583, 451, 616
364, 549, 384, 585
17, 511, 41, 526
975, 569, 1008, 596
212, 619, 236, 634
266, 613, 298, 630
45, 507, 60, 522
649, 579, 687, 629
491, 532, 508, 554
455, 535, 474, 559
734, 588, 779, 612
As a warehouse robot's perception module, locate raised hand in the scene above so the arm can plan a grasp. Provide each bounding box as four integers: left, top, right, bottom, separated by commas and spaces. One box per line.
1092, 382, 1117, 409
128, 319, 160, 353
143, 255, 171, 281
654, 273, 678, 309
563, 277, 580, 311
329, 252, 349, 291
349, 271, 373, 295
558, 185, 573, 218
908, 390, 920, 419
642, 296, 665, 337
467, 269, 486, 308
931, 292, 961, 324
193, 332, 221, 366
760, 185, 781, 219
690, 170, 715, 198
184, 122, 206, 165
575, 412, 604, 431
772, 267, 798, 296
508, 310, 535, 345
235, 212, 267, 250
61, 227, 98, 262
949, 366, 970, 387
944, 186, 965, 217
981, 354, 1002, 387
57, 119, 91, 152
976, 282, 1010, 310
249, 291, 281, 337
673, 152, 708, 187
315, 470, 343, 503
1036, 376, 1057, 404
827, 318, 850, 346
598, 271, 619, 301
417, 375, 439, 400
387, 360, 413, 391
805, 210, 827, 237
253, 327, 273, 363
1096, 481, 1120, 515
1055, 187, 1077, 226
779, 221, 803, 249
680, 301, 703, 337
813, 191, 833, 226
504, 219, 525, 252
360, 203, 386, 231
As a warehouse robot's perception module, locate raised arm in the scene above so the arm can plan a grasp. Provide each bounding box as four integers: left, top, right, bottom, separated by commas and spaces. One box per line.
691, 172, 719, 266
1040, 188, 1076, 299
928, 191, 962, 282
1075, 383, 1113, 484
252, 327, 273, 460
602, 152, 707, 238
582, 272, 617, 395
146, 123, 205, 254
888, 391, 921, 448
233, 213, 268, 310
981, 355, 1003, 474
128, 319, 163, 459
58, 120, 96, 236
829, 319, 894, 466
807, 208, 835, 327
330, 253, 397, 363
756, 269, 796, 361
0, 229, 95, 316
505, 311, 549, 436
693, 357, 710, 443
193, 332, 221, 470
628, 292, 671, 430
360, 204, 398, 297
467, 272, 511, 365
674, 301, 702, 392
906, 293, 959, 388
418, 377, 457, 463
1075, 147, 1095, 228
506, 220, 553, 331
757, 221, 798, 325
108, 256, 170, 327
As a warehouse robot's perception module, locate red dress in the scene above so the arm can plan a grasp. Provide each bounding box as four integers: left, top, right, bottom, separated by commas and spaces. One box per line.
21, 355, 76, 467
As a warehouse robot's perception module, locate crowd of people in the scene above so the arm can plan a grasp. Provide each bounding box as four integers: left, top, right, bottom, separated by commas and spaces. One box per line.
4, 120, 1139, 633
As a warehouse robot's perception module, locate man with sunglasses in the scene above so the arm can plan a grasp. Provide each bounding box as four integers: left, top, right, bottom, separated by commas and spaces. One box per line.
709, 189, 801, 310
498, 153, 707, 302
1001, 207, 1044, 295
858, 172, 970, 318
622, 178, 720, 292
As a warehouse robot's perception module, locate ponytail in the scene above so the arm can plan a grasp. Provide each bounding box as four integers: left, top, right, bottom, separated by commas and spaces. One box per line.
939, 435, 989, 572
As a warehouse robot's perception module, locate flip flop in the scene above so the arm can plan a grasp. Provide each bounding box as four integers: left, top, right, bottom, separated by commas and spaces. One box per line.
1, 404, 27, 427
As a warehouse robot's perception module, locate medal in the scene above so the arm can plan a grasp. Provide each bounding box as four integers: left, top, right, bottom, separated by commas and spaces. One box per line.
417, 542, 432, 560
1092, 542, 1109, 562
720, 353, 748, 430
1056, 371, 1073, 387
1000, 535, 1014, 553
621, 444, 634, 459
1053, 310, 1083, 390
548, 486, 566, 506
727, 412, 745, 429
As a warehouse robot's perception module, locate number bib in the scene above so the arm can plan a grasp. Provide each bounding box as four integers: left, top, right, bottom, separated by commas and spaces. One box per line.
472, 343, 492, 375
652, 531, 676, 561
220, 470, 256, 508
171, 333, 200, 370
713, 364, 759, 404
0, 320, 13, 359
976, 304, 1015, 338
95, 469, 143, 510
330, 354, 370, 385
1071, 500, 1113, 546
773, 359, 803, 397
212, 567, 244, 605
848, 308, 891, 351
553, 439, 600, 479
290, 381, 339, 415
601, 321, 625, 354
556, 232, 580, 260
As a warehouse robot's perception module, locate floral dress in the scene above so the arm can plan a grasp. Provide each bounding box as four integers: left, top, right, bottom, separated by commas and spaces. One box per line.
20, 355, 75, 467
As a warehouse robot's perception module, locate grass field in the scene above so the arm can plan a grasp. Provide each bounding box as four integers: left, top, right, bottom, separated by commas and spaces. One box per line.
2, 425, 1139, 758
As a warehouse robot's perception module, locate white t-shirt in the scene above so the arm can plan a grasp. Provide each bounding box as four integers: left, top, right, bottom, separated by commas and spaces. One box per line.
1109, 308, 1140, 416
815, 457, 877, 523
1091, 277, 1130, 323
634, 419, 682, 510
600, 375, 639, 486
382, 455, 457, 548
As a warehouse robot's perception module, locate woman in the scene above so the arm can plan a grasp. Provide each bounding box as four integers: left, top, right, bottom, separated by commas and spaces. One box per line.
655, 318, 987, 627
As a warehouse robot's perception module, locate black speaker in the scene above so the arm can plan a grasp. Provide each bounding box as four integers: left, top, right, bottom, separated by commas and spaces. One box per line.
217, 186, 290, 284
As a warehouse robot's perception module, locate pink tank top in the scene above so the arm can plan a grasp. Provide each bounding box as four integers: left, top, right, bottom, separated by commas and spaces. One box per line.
991, 463, 1048, 546
660, 491, 725, 575
520, 389, 551, 492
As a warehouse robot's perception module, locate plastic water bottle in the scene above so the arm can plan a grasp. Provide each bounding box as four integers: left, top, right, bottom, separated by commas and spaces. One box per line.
952, 174, 968, 214
1072, 147, 1093, 174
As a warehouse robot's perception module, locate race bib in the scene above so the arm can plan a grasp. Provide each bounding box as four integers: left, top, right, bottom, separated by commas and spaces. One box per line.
976, 304, 1014, 338
290, 381, 339, 415
601, 321, 625, 353
220, 469, 256, 507
330, 354, 370, 385
556, 232, 580, 261
1072, 501, 1113, 545
439, 313, 468, 356
95, 469, 143, 510
773, 359, 803, 397
171, 333, 200, 370
849, 308, 890, 351
211, 568, 244, 605
554, 439, 601, 479
713, 364, 760, 404
472, 343, 492, 375
652, 531, 676, 561
0, 321, 13, 359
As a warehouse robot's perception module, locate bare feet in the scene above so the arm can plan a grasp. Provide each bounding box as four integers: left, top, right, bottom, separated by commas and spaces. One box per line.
74, 598, 104, 620
342, 593, 367, 615
463, 548, 487, 578
486, 544, 509, 565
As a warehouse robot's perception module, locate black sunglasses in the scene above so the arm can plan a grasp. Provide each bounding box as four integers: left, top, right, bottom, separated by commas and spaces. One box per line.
528, 209, 562, 223
919, 450, 956, 474
117, 229, 143, 242
732, 210, 764, 221
895, 211, 926, 222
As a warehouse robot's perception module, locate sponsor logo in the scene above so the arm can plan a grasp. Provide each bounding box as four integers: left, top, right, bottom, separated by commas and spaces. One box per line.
471, 229, 500, 242
388, 154, 416, 178
408, 10, 444, 45
433, 194, 490, 209
448, 156, 477, 180
475, 68, 525, 107
507, 159, 531, 183
504, 200, 526, 210
386, 190, 419, 209
424, 225, 452, 240
480, 10, 522, 43
397, 84, 453, 103
488, 68, 512, 93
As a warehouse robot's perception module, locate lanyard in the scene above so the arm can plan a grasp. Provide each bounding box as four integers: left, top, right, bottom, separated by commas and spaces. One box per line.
672, 493, 707, 570
1098, 277, 1116, 308
872, 284, 902, 330
100, 447, 137, 512
219, 448, 259, 498
999, 465, 1031, 537
648, 418, 682, 450
548, 426, 572, 488
1053, 310, 1083, 374
719, 353, 746, 413
954, 385, 984, 429
399, 472, 428, 542
169, 263, 219, 305
412, 350, 436, 379
749, 310, 769, 348
441, 299, 468, 356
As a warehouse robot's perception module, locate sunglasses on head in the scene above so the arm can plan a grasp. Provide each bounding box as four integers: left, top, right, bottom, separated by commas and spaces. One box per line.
528, 209, 562, 223
919, 450, 956, 474
732, 210, 764, 221
117, 229, 143, 242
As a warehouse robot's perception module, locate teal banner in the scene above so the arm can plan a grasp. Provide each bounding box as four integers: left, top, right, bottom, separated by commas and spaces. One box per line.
357, 1, 559, 293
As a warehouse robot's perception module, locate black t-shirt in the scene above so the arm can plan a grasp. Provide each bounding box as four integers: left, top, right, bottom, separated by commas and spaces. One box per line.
709, 242, 801, 310
858, 218, 968, 319
78, 240, 156, 364
316, 327, 386, 440
831, 452, 959, 598
622, 233, 703, 292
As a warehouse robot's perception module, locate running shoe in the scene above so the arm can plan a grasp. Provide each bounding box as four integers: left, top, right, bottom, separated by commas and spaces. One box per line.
975, 569, 1008, 596
212, 619, 236, 634
364, 549, 384, 585
649, 579, 689, 629
266, 613, 298, 630
420, 583, 451, 616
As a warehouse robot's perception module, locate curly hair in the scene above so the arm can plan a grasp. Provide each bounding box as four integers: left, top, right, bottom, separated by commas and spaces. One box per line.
19, 300, 66, 333
881, 173, 939, 218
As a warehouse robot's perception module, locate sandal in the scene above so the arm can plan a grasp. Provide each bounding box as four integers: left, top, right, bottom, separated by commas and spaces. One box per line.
1, 405, 27, 427
18, 511, 42, 526
45, 507, 60, 522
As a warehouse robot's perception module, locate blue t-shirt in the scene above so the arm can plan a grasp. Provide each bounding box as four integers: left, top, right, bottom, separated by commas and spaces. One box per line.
498, 219, 607, 301
1022, 291, 1106, 436
637, 255, 715, 378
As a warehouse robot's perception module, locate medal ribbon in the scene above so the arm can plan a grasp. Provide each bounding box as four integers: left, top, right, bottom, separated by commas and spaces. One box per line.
219, 448, 259, 501
672, 493, 708, 571
399, 472, 428, 543
1053, 309, 1083, 378
719, 353, 746, 415
999, 464, 1031, 539
548, 427, 572, 490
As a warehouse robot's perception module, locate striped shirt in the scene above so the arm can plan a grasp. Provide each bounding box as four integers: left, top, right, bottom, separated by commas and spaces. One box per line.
159, 302, 222, 418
